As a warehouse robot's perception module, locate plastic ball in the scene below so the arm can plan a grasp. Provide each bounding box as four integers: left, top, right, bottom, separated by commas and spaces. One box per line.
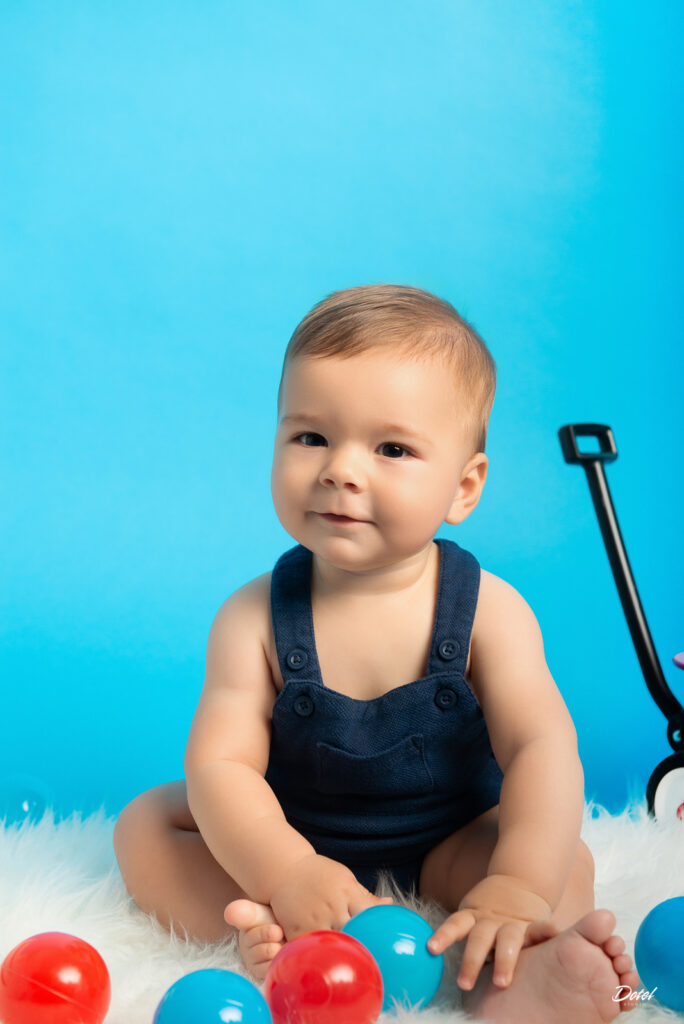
634, 896, 684, 1012
154, 968, 272, 1023
0, 931, 110, 1024
264, 930, 383, 1024
343, 904, 444, 1011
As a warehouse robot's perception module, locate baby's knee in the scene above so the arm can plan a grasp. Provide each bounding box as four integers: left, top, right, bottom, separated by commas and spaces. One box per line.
574, 839, 595, 882
113, 785, 179, 870
113, 793, 152, 869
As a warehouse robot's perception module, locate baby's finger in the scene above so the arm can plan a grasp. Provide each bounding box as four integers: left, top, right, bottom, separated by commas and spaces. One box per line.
347, 889, 393, 918
457, 919, 500, 990
491, 923, 526, 988
427, 909, 477, 954
523, 919, 559, 948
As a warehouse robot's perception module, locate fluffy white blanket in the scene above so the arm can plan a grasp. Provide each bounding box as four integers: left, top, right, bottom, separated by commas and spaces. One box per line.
0, 801, 681, 1023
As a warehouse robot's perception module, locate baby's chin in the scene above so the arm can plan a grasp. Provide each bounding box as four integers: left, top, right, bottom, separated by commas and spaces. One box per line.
303, 533, 381, 569
305, 533, 430, 576
280, 522, 375, 566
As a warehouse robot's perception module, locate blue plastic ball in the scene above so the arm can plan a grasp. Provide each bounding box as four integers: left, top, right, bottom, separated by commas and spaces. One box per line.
342, 904, 444, 1012
634, 897, 684, 1012
153, 968, 272, 1023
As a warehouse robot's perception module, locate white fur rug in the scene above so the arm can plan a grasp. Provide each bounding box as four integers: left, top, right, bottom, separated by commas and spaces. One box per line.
0, 801, 682, 1023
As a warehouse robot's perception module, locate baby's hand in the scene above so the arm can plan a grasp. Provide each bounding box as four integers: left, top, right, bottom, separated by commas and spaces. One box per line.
268, 853, 393, 940
427, 874, 557, 991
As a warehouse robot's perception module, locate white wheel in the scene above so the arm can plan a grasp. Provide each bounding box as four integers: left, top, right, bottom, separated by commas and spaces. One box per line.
647, 754, 684, 821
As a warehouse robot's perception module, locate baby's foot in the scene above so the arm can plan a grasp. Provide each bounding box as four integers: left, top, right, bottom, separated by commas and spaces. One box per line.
461, 909, 641, 1023
224, 898, 285, 981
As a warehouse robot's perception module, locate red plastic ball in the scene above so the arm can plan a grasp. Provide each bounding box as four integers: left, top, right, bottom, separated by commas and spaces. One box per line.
264, 929, 383, 1024
0, 932, 111, 1024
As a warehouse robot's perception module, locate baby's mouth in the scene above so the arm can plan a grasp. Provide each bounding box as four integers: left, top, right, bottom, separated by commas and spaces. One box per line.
317, 512, 366, 524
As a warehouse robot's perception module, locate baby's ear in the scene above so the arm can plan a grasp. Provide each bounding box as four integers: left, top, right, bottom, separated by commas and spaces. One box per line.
445, 453, 488, 525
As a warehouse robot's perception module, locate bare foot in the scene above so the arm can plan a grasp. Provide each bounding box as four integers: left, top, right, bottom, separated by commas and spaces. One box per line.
461, 910, 641, 1023
224, 898, 285, 981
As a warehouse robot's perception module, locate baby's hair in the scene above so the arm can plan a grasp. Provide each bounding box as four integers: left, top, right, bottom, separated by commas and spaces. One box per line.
278, 283, 496, 454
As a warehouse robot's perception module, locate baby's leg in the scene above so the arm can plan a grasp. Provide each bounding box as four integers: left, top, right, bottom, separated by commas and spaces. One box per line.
113, 780, 284, 974
419, 806, 640, 1021
114, 780, 245, 941
419, 804, 595, 931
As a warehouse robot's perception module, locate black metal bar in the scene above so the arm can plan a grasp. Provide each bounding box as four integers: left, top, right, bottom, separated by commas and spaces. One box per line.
559, 424, 682, 721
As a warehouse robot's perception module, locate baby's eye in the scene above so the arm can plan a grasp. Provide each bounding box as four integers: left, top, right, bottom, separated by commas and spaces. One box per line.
294, 432, 327, 447
378, 442, 411, 459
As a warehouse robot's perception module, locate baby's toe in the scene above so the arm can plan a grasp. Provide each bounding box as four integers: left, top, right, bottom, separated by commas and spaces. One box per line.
612, 954, 632, 974
225, 898, 278, 930
244, 923, 284, 948
246, 958, 271, 982
239, 932, 284, 980
255, 940, 284, 960
618, 970, 641, 1013
603, 935, 625, 957
249, 942, 284, 976
573, 909, 617, 947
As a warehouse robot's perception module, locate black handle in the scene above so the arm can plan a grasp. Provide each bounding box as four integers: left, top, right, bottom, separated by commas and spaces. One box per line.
559, 423, 682, 732
558, 423, 617, 465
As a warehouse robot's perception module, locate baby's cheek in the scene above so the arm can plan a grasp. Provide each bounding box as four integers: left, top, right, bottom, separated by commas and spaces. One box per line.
388, 476, 443, 528
272, 461, 301, 508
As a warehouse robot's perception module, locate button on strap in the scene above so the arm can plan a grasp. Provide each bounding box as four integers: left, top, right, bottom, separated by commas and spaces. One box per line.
438, 639, 460, 661
286, 648, 308, 670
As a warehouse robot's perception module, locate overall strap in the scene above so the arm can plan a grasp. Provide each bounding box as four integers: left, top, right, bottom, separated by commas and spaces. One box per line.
270, 544, 324, 687
427, 538, 481, 678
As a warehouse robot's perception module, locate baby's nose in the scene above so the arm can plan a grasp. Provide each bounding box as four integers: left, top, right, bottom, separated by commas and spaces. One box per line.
319, 447, 366, 489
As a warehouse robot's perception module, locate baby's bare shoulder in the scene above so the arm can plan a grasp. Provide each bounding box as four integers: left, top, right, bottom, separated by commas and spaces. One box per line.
478, 566, 525, 604
185, 573, 275, 777
204, 572, 274, 689
212, 571, 272, 632
471, 568, 549, 671
473, 569, 539, 641
470, 569, 577, 768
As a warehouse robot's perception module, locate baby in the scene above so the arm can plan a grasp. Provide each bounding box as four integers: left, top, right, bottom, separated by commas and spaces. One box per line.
114, 284, 639, 1022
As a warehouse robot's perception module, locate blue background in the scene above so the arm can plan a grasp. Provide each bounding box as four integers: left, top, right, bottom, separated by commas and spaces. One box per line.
2, 2, 682, 819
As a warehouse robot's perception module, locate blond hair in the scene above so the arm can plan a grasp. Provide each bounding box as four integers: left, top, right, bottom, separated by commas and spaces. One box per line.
278, 284, 496, 454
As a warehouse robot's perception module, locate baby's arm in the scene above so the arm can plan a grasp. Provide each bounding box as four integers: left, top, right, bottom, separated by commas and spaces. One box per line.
430, 573, 584, 973
184, 579, 389, 936
474, 574, 584, 904
184, 580, 315, 902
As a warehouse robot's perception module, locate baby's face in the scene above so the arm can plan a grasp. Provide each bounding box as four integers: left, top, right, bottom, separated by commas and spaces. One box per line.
271, 349, 485, 572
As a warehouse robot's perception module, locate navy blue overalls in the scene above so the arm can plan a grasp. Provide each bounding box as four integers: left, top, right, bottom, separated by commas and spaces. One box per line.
265, 537, 503, 895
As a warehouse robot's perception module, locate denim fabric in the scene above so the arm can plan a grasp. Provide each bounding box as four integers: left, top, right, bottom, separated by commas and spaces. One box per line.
264, 538, 503, 897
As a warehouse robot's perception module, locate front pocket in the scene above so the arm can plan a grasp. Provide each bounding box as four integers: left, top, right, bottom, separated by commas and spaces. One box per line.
316, 733, 434, 798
